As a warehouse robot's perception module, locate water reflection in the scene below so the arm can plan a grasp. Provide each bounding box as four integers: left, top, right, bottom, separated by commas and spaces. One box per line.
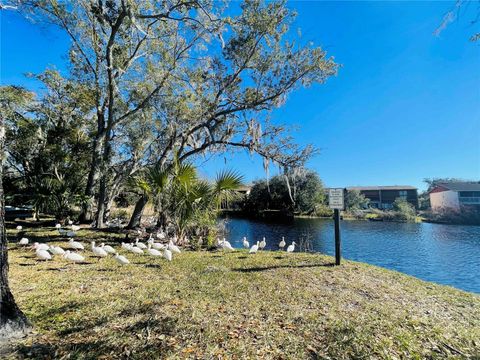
223, 217, 480, 293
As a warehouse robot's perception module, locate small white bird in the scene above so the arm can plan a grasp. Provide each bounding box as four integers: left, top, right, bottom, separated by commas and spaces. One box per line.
168, 240, 181, 254
135, 239, 147, 249
279, 237, 286, 250
114, 252, 130, 265
49, 245, 65, 255
163, 248, 172, 261
286, 241, 296, 253
55, 223, 62, 229
16, 225, 22, 231
242, 237, 249, 249
219, 238, 234, 251
147, 244, 162, 256
33, 242, 49, 251
91, 241, 108, 257
150, 241, 165, 250
19, 237, 29, 246
130, 246, 144, 254
259, 237, 266, 250
68, 220, 73, 225
121, 242, 132, 250
64, 250, 85, 263
249, 241, 259, 254
36, 249, 52, 261
71, 225, 81, 232
100, 243, 115, 254
69, 239, 84, 250
156, 231, 165, 240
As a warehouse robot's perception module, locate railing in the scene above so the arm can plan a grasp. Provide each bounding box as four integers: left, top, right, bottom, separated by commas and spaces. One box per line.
459, 197, 480, 204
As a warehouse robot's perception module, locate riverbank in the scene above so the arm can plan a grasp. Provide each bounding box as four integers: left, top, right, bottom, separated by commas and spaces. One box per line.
3, 227, 480, 358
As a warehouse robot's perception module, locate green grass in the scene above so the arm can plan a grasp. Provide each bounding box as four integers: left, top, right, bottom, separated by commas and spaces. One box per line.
3, 224, 480, 359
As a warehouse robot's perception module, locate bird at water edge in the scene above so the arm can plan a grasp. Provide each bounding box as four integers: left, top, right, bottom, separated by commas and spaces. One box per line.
249, 241, 259, 254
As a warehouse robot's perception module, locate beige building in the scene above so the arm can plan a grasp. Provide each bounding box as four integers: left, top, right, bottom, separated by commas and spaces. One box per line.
429, 182, 480, 211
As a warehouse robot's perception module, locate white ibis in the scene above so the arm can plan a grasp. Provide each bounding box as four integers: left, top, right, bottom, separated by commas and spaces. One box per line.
121, 242, 132, 250
36, 249, 51, 261
130, 246, 144, 255
135, 239, 147, 249
147, 244, 162, 256
63, 250, 85, 263
91, 242, 108, 257
279, 237, 286, 250
242, 237, 249, 249
55, 223, 62, 229
259, 237, 266, 250
287, 241, 296, 253
68, 220, 73, 225
220, 238, 234, 251
49, 245, 65, 255
16, 225, 22, 231
100, 243, 116, 254
168, 240, 181, 254
19, 238, 29, 246
114, 252, 130, 265
69, 239, 84, 250
33, 242, 49, 251
249, 241, 259, 254
163, 248, 172, 261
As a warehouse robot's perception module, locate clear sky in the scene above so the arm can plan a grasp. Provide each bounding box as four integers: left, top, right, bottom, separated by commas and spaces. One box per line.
1, 1, 479, 191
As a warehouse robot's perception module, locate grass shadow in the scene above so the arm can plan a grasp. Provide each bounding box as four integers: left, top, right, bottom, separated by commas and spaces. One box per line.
233, 262, 335, 273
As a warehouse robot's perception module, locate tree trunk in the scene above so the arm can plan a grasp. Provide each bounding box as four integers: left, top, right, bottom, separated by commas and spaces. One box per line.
79, 113, 105, 223
0, 117, 31, 340
127, 194, 149, 229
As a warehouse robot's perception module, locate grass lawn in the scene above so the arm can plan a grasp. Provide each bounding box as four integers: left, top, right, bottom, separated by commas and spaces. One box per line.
2, 224, 480, 359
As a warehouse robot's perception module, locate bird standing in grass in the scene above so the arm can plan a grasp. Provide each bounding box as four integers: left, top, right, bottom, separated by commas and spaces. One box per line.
91, 242, 108, 257
69, 239, 84, 250
49, 245, 65, 255
168, 240, 181, 254
55, 223, 61, 229
16, 225, 22, 231
135, 239, 147, 249
19, 237, 29, 247
33, 242, 49, 251
36, 248, 51, 261
163, 247, 173, 261
249, 241, 259, 254
147, 244, 162, 256
259, 237, 266, 250
279, 237, 286, 250
114, 252, 130, 265
287, 241, 296, 253
64, 250, 85, 263
130, 246, 144, 254
242, 237, 249, 249
100, 243, 115, 254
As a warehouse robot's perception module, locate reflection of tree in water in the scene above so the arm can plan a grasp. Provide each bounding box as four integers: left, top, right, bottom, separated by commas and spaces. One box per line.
297, 230, 314, 252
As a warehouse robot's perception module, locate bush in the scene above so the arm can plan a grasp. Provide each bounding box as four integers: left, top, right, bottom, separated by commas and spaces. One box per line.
425, 206, 480, 225
392, 198, 416, 222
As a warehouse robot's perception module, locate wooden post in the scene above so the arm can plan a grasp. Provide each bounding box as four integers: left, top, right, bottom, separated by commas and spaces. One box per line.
334, 208, 341, 265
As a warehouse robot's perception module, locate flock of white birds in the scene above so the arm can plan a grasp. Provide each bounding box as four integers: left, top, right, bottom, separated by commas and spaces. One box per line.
14, 223, 297, 266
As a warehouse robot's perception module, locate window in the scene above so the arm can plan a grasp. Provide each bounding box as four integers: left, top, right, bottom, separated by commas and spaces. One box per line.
399, 190, 408, 200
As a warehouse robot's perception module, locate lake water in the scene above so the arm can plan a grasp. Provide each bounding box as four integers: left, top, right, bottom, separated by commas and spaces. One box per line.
222, 217, 480, 294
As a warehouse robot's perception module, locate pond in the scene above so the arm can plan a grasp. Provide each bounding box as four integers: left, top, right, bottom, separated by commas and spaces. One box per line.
222, 217, 480, 294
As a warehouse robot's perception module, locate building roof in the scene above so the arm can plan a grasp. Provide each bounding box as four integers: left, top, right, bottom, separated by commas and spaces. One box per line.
433, 182, 480, 192
346, 186, 417, 191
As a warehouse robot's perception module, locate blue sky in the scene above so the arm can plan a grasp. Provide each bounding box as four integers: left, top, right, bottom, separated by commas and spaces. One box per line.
1, 1, 479, 191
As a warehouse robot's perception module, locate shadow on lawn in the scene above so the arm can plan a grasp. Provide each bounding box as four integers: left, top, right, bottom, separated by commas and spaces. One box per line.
233, 262, 335, 273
